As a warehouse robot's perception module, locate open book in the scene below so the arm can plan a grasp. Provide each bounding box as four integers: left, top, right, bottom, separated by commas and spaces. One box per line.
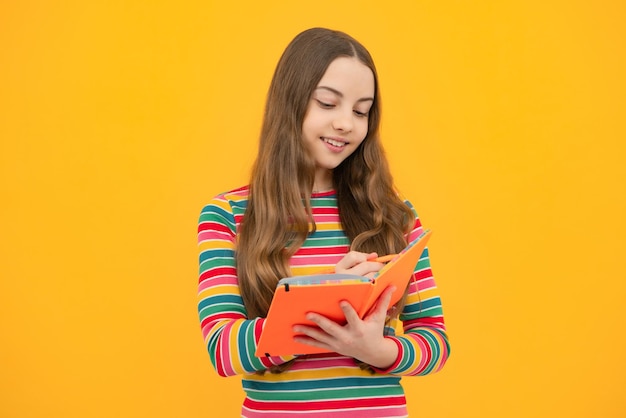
255, 229, 432, 357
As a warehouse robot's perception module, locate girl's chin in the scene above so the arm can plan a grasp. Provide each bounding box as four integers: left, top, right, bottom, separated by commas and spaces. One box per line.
314, 153, 354, 170
315, 161, 343, 170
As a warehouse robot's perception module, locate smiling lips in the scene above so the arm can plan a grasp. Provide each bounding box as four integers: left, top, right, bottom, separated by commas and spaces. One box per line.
321, 137, 347, 151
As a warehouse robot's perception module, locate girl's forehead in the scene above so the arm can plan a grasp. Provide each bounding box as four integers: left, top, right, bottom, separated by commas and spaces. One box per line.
316, 57, 375, 98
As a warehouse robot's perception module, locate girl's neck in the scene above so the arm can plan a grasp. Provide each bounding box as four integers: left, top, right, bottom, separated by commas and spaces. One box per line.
313, 168, 333, 193
312, 187, 334, 194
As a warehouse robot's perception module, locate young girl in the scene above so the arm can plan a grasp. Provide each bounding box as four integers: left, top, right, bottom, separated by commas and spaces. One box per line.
198, 27, 450, 417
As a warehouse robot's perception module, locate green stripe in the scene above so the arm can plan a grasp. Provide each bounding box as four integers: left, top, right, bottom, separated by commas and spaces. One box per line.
246, 385, 403, 401
199, 205, 236, 230
301, 237, 349, 247
310, 197, 338, 206
416, 257, 431, 270
199, 256, 236, 273
199, 303, 246, 319
243, 376, 401, 391
395, 338, 415, 373
416, 330, 441, 375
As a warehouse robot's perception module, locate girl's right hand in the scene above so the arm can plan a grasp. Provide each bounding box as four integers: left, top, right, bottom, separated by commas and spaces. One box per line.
334, 251, 384, 278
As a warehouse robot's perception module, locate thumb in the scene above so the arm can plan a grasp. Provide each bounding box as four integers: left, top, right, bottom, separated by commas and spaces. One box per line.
367, 286, 396, 320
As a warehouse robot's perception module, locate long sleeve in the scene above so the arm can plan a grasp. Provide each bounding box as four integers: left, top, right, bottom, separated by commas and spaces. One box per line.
197, 190, 449, 416
197, 192, 294, 377
380, 211, 451, 376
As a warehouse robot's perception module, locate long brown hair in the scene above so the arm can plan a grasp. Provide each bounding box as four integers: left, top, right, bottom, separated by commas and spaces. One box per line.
237, 28, 415, 320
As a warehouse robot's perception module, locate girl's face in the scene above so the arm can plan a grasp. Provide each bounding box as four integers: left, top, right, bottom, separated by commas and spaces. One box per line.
302, 57, 375, 190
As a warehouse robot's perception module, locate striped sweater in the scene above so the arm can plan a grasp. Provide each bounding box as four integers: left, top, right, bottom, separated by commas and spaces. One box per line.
198, 186, 450, 417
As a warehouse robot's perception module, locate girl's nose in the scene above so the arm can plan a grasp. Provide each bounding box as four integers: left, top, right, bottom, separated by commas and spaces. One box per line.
332, 109, 353, 133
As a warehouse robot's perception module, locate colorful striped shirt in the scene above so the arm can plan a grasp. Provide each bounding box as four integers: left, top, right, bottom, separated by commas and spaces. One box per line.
198, 186, 450, 417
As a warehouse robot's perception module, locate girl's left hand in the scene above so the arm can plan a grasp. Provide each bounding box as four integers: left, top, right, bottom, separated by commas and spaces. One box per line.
292, 285, 399, 369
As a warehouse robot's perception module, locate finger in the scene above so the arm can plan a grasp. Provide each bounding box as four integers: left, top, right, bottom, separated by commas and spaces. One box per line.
335, 251, 376, 271
293, 334, 330, 349
304, 312, 343, 337
344, 261, 384, 277
367, 286, 396, 320
340, 300, 360, 325
293, 324, 333, 345
378, 285, 396, 310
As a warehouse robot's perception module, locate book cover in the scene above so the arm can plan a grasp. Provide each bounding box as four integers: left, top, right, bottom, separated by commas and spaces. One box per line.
255, 229, 432, 357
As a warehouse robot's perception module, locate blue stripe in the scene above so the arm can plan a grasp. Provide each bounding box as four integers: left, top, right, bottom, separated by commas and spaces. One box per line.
396, 338, 416, 373
199, 248, 235, 264
403, 297, 441, 315
307, 230, 348, 239
238, 322, 254, 371
416, 330, 440, 375
199, 204, 236, 229
242, 376, 401, 391
227, 197, 248, 212
198, 294, 242, 311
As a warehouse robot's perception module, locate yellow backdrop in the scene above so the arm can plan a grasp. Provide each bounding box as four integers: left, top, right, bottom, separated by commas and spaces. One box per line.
1, 1, 625, 417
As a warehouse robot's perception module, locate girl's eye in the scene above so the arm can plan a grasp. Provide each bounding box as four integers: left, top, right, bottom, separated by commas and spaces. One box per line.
354, 110, 369, 118
316, 100, 334, 109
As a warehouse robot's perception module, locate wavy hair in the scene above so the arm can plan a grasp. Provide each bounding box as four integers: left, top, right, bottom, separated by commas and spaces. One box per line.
237, 28, 415, 323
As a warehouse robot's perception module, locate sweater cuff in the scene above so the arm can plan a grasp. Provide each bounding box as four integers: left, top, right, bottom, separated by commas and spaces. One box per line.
370, 336, 403, 374
254, 318, 296, 366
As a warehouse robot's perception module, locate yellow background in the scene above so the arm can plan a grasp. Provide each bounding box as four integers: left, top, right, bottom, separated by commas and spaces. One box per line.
1, 1, 625, 417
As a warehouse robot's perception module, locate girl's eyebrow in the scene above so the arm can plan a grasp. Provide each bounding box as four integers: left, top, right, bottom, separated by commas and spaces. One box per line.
316, 86, 374, 103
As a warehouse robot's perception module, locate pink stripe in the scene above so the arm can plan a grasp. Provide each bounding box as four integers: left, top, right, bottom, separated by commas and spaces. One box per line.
198, 230, 233, 242
350, 405, 408, 418
414, 334, 430, 373
435, 333, 449, 372
290, 355, 356, 370
198, 275, 237, 292
201, 324, 211, 339
314, 214, 341, 222
218, 323, 236, 376
414, 277, 436, 291
408, 227, 425, 241
289, 255, 343, 266
242, 405, 407, 417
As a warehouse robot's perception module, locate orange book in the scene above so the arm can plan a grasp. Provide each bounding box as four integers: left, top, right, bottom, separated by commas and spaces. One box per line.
255, 229, 432, 357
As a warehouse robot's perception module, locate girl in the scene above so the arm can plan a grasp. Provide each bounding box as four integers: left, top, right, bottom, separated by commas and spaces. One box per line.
198, 28, 450, 417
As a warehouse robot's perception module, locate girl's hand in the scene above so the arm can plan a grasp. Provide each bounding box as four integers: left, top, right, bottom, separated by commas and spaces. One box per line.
292, 285, 399, 369
334, 251, 384, 278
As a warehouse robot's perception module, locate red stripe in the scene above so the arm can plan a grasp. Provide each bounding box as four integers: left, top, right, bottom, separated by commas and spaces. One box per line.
244, 395, 406, 411
199, 267, 236, 283
311, 207, 339, 214
215, 337, 226, 376
414, 268, 433, 280
254, 319, 264, 339
412, 316, 444, 326
255, 320, 275, 368
295, 246, 348, 256
226, 185, 249, 194
198, 221, 233, 234
416, 333, 432, 373
201, 312, 243, 329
